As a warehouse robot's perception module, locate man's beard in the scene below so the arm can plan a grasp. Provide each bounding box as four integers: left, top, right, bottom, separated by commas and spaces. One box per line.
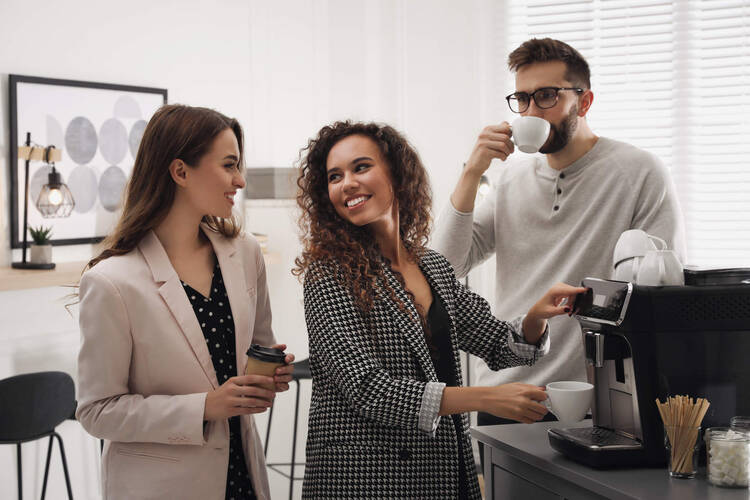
539, 105, 578, 154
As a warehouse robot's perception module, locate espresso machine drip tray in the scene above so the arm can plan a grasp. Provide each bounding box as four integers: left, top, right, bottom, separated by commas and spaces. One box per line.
548, 427, 649, 468
550, 427, 642, 449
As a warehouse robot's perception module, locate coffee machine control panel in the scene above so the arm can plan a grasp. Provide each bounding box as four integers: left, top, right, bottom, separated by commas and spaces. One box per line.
574, 278, 633, 326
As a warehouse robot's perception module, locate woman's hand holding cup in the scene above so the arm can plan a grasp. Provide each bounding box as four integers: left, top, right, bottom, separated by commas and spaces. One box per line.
482, 382, 549, 424
522, 282, 588, 344
204, 374, 276, 420
244, 344, 288, 391
269, 343, 295, 393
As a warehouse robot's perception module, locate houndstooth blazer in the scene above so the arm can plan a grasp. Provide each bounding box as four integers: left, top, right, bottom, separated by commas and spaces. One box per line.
301, 249, 543, 499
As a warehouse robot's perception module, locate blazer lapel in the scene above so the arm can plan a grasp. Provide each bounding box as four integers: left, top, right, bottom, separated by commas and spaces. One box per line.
381, 264, 439, 382
203, 227, 250, 377
418, 253, 462, 376
138, 230, 219, 389
418, 254, 457, 334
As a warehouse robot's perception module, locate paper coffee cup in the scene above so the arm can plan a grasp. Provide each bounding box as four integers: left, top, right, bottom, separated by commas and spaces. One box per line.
245, 344, 286, 392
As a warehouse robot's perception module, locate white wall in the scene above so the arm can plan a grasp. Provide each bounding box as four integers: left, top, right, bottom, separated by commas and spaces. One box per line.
247, 0, 505, 212
0, 0, 253, 266
1, 1, 505, 498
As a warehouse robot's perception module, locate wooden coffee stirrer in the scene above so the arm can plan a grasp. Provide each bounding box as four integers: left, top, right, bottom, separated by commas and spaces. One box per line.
655, 395, 711, 475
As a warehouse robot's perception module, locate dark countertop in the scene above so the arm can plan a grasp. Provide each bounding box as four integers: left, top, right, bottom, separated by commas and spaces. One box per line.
471, 420, 749, 500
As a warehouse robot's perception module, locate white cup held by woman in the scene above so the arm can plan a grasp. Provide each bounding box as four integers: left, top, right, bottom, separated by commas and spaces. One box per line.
545, 381, 594, 424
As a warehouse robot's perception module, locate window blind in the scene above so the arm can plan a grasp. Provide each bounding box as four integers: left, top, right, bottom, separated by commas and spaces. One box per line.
504, 0, 750, 267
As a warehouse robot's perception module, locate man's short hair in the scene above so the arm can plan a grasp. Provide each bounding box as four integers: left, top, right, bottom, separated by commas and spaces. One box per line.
508, 38, 591, 89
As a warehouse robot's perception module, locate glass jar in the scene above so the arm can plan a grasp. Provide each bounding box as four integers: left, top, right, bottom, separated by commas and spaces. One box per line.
705, 427, 750, 488
730, 416, 750, 433
664, 425, 700, 478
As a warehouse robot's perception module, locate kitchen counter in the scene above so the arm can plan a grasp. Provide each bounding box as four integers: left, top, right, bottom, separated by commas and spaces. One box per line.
472, 421, 748, 500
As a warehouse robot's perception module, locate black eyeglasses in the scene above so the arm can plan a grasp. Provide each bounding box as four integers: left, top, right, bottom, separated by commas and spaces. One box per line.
505, 87, 584, 113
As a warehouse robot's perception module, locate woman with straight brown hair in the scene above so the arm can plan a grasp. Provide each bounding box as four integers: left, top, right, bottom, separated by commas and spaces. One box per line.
76, 104, 294, 500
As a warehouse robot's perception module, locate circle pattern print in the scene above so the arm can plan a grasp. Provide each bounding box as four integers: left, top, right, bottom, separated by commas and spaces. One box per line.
65, 116, 98, 165
114, 95, 143, 119
30, 164, 54, 204
67, 165, 98, 213
46, 116, 65, 150
129, 120, 147, 159
99, 166, 128, 212
99, 118, 128, 165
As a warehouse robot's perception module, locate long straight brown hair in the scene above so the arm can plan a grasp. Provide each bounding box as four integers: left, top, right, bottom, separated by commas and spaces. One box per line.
85, 104, 244, 271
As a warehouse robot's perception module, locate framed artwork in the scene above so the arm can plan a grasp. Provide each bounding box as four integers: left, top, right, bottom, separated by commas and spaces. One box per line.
8, 75, 167, 248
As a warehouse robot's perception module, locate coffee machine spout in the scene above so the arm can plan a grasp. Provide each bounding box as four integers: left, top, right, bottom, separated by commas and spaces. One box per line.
593, 332, 604, 368
584, 330, 605, 368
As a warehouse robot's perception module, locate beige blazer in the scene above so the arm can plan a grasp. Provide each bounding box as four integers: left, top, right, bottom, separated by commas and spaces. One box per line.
76, 226, 274, 500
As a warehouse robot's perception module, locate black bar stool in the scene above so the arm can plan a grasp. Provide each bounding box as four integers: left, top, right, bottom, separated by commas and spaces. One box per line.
0, 371, 76, 500
264, 358, 311, 500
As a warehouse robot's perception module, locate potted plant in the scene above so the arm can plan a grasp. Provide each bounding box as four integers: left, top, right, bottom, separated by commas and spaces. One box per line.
28, 225, 53, 265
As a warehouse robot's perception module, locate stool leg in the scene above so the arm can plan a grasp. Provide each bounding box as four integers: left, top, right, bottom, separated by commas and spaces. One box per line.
16, 443, 23, 500
41, 435, 54, 499
264, 399, 274, 458
289, 379, 301, 500
54, 432, 74, 500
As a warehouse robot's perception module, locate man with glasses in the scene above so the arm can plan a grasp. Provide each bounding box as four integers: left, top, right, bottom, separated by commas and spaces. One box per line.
434, 38, 685, 428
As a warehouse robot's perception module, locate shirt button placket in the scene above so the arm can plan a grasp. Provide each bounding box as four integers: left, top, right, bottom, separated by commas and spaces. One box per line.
553, 172, 564, 214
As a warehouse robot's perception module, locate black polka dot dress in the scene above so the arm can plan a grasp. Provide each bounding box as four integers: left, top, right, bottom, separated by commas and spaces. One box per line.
182, 259, 257, 500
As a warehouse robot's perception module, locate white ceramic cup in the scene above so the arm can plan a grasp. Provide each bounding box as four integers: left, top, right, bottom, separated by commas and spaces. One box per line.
612, 230, 666, 282
613, 257, 643, 282
511, 116, 551, 153
613, 230, 660, 267
545, 381, 594, 424
635, 249, 685, 286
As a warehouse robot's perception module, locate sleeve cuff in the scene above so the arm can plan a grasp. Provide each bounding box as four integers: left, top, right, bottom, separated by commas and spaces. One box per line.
507, 315, 550, 359
418, 381, 446, 436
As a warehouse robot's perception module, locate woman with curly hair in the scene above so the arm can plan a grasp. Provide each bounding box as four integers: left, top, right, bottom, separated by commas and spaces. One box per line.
294, 121, 584, 499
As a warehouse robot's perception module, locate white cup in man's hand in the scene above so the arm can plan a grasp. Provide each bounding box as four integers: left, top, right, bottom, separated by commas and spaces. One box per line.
544, 381, 593, 424
511, 116, 551, 153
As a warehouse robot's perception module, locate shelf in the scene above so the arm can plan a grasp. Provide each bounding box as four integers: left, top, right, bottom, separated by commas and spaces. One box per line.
0, 261, 87, 291
0, 252, 277, 292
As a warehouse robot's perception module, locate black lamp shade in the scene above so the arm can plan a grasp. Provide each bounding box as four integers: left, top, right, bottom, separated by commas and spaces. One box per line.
36, 168, 75, 218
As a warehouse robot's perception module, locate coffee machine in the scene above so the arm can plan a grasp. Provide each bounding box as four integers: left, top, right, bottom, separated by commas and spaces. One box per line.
548, 275, 750, 468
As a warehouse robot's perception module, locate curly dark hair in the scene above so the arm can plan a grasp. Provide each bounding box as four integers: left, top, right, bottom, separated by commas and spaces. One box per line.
293, 121, 432, 318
